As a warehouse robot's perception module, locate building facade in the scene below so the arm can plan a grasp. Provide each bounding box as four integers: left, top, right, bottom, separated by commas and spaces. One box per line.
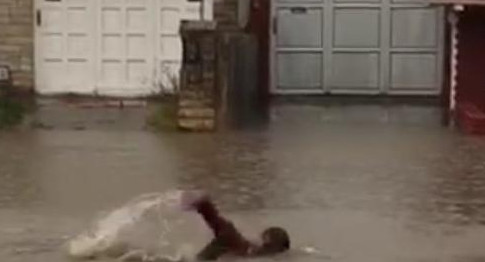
0, 0, 447, 97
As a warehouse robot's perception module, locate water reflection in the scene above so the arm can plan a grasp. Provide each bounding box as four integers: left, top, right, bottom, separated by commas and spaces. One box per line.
0, 132, 44, 209
0, 104, 485, 262
172, 132, 273, 210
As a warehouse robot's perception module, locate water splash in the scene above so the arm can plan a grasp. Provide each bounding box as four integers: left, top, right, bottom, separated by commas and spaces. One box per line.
66, 191, 195, 261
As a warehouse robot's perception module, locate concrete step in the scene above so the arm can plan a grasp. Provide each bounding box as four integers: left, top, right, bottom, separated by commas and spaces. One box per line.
179, 91, 210, 100
178, 107, 215, 118
179, 98, 213, 108
178, 118, 215, 131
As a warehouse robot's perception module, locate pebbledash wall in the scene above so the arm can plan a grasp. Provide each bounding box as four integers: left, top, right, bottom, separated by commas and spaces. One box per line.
0, 0, 237, 93
0, 0, 34, 92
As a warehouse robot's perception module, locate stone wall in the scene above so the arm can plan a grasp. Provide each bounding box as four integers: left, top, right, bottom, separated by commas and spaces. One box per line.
0, 0, 34, 92
178, 21, 218, 131
214, 0, 239, 31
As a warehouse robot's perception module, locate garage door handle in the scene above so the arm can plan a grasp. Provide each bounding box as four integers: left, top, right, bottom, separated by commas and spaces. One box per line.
290, 7, 307, 14
36, 10, 42, 26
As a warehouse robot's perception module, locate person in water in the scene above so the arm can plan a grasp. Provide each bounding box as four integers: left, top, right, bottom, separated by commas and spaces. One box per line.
183, 191, 291, 260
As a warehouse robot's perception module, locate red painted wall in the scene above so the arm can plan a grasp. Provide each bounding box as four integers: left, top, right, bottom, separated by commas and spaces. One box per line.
456, 6, 485, 111
455, 6, 485, 133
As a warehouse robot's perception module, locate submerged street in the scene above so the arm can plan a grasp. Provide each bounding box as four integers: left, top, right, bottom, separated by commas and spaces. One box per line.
1, 102, 485, 262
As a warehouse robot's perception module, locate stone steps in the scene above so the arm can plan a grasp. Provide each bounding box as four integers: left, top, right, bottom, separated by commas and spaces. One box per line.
177, 118, 215, 131
178, 98, 214, 108
177, 101, 216, 130
177, 107, 215, 118
179, 90, 211, 100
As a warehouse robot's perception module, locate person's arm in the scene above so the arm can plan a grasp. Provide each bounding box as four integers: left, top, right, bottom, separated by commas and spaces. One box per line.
193, 197, 236, 238
197, 237, 229, 260
184, 192, 250, 246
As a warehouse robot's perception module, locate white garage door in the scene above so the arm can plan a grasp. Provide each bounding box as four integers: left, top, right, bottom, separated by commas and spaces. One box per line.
271, 0, 444, 95
35, 0, 212, 97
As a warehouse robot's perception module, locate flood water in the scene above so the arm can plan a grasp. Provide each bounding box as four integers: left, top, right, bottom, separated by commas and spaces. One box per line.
1, 101, 485, 262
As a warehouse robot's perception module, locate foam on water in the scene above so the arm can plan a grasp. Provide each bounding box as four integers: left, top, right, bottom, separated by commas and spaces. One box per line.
66, 191, 196, 261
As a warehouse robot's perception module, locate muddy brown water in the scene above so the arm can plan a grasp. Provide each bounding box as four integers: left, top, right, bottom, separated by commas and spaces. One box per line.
1, 103, 485, 262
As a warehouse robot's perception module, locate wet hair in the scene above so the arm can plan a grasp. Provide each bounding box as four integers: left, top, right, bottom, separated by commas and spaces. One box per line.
260, 227, 290, 254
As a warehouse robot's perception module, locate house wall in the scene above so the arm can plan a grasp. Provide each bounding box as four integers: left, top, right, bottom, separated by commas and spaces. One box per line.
0, 0, 34, 92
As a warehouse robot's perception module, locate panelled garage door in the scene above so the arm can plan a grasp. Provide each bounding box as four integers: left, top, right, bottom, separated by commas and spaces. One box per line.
35, 0, 211, 96
271, 0, 444, 95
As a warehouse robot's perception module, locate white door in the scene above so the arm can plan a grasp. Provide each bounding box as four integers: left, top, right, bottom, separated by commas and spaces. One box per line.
96, 0, 155, 96
35, 0, 96, 94
35, 0, 212, 97
156, 0, 206, 92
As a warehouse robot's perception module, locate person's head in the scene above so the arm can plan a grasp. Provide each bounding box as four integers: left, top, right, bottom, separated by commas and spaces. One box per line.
259, 227, 290, 254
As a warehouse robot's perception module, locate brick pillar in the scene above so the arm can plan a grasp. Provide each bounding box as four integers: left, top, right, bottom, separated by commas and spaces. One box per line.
178, 21, 218, 131
214, 0, 239, 31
